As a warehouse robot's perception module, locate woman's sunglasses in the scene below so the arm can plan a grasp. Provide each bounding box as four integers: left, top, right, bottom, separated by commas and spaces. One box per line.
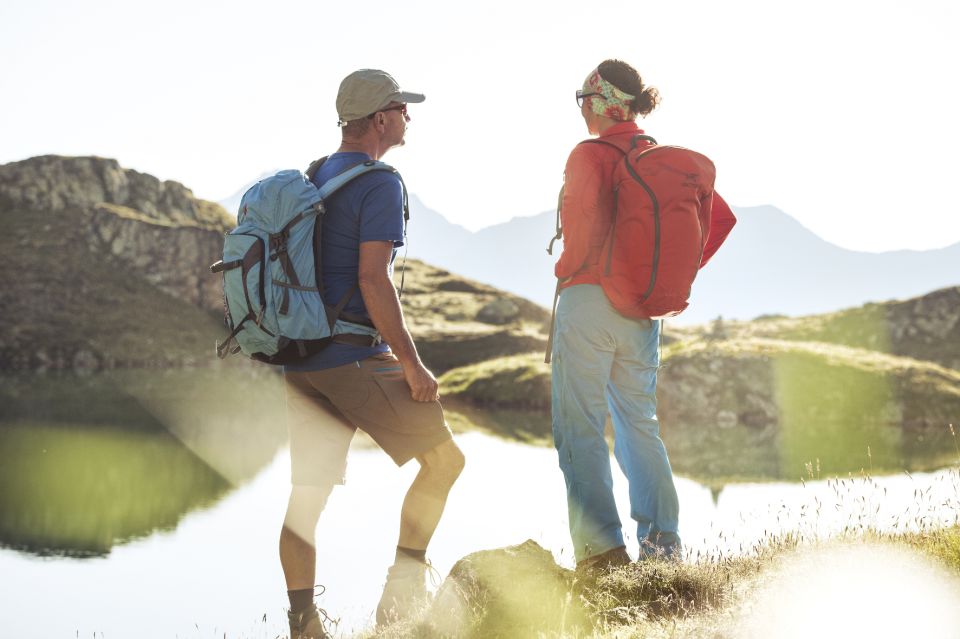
576, 90, 601, 108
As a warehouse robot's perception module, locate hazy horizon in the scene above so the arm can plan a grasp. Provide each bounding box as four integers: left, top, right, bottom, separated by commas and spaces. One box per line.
2, 0, 958, 252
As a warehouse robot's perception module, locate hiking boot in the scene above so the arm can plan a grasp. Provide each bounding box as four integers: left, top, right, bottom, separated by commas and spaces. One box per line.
637, 538, 683, 562
287, 604, 331, 639
575, 545, 631, 575
375, 559, 432, 626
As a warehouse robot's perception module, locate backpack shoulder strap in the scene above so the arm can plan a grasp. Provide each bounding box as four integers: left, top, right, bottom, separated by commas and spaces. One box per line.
630, 134, 658, 149
315, 160, 397, 200
581, 138, 628, 155
581, 133, 658, 155
309, 158, 412, 300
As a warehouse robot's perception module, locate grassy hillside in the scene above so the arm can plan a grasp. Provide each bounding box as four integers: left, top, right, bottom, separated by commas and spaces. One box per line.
696, 286, 960, 370
397, 259, 550, 373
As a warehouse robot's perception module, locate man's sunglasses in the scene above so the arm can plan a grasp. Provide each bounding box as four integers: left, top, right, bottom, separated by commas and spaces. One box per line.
576, 90, 601, 108
368, 104, 409, 120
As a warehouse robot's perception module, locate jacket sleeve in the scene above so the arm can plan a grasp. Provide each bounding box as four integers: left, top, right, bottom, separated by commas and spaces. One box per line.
555, 144, 606, 279
699, 192, 736, 268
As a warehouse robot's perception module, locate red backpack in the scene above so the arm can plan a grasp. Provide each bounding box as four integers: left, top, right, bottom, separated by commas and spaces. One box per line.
583, 134, 716, 319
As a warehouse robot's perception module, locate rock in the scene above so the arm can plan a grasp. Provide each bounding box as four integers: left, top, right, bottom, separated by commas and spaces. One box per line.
716, 410, 737, 429
659, 352, 778, 428
437, 278, 487, 294
888, 287, 960, 369
72, 349, 99, 375
426, 539, 586, 638
476, 299, 520, 325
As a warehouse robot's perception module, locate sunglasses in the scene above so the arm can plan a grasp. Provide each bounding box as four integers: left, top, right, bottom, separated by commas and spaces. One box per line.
368, 104, 410, 121
576, 90, 601, 108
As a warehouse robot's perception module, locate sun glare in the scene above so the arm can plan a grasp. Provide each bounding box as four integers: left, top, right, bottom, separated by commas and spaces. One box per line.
736, 543, 960, 638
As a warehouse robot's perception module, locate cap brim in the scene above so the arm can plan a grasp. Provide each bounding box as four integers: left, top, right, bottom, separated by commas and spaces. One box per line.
397, 91, 425, 103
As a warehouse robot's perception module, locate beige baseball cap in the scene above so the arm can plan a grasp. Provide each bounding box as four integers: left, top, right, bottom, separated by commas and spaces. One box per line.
336, 69, 425, 123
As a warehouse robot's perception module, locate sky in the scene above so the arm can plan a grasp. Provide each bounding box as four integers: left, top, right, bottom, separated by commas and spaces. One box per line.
2, 0, 958, 252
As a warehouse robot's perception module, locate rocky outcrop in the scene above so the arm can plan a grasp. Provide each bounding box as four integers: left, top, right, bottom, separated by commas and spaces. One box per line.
0, 155, 228, 229
658, 347, 779, 429
0, 155, 231, 314
426, 540, 586, 637
86, 204, 226, 312
885, 287, 960, 370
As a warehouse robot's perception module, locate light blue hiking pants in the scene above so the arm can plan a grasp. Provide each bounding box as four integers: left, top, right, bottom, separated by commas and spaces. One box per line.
551, 284, 680, 562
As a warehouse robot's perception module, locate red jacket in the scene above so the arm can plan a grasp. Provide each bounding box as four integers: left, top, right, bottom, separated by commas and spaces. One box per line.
555, 121, 736, 289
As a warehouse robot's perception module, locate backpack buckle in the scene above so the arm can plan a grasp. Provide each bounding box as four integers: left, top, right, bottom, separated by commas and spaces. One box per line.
269, 233, 288, 261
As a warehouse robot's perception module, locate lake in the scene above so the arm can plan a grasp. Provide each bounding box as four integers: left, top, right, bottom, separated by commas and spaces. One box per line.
0, 370, 958, 638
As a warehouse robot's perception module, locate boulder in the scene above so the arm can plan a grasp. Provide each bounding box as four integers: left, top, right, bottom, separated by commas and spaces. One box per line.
477, 298, 521, 325
426, 540, 587, 638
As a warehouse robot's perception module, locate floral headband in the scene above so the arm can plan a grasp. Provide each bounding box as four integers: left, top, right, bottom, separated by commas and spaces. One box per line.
583, 68, 636, 121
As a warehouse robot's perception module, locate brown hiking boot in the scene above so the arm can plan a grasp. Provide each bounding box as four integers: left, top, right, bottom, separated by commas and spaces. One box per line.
637, 538, 683, 561
575, 545, 631, 575
287, 604, 331, 639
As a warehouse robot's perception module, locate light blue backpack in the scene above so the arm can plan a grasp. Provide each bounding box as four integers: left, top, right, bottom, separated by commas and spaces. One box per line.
211, 158, 403, 364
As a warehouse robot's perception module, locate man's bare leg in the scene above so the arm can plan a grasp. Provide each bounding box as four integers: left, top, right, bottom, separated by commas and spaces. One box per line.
280, 484, 333, 589
399, 439, 466, 549
280, 485, 334, 638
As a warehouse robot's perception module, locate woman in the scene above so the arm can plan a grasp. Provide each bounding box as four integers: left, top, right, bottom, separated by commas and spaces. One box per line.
551, 59, 736, 571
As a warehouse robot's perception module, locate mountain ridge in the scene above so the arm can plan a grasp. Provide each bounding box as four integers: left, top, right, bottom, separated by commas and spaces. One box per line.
399, 195, 960, 324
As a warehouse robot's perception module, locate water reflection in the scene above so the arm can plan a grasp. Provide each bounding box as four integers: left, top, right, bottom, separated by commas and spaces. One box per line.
663, 417, 956, 485
0, 367, 287, 556
447, 398, 958, 487
0, 423, 230, 556
1, 365, 956, 559
1, 431, 955, 639
659, 348, 958, 483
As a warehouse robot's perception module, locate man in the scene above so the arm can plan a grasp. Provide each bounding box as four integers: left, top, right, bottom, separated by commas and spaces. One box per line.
280, 69, 465, 639
552, 59, 736, 572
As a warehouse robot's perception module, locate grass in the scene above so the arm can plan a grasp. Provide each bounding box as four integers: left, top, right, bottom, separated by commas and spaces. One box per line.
344, 529, 960, 639
439, 352, 551, 410
357, 466, 960, 639
213, 518, 960, 639
689, 286, 960, 371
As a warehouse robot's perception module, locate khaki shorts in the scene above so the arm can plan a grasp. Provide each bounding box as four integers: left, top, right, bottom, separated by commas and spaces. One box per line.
284, 352, 452, 486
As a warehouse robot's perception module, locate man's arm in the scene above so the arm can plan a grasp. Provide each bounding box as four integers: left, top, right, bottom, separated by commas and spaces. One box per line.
358, 240, 438, 402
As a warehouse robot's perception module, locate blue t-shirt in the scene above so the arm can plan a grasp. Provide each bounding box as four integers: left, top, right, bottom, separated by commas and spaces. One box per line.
284, 152, 405, 372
